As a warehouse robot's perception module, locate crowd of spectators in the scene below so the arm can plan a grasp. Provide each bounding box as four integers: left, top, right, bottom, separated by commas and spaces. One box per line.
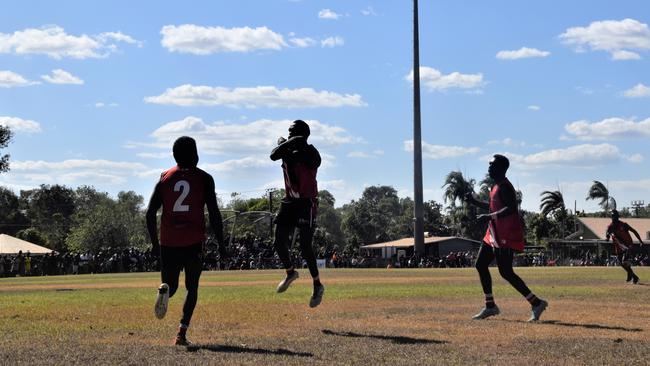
3, 243, 649, 278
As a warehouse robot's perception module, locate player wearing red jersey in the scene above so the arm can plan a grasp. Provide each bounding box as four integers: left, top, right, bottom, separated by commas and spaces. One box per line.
270, 120, 324, 307
465, 155, 548, 321
146, 136, 224, 346
606, 210, 645, 284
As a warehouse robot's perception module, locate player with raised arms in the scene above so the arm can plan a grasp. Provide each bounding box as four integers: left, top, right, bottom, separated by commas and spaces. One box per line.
464, 154, 548, 321
270, 120, 324, 307
146, 136, 224, 346
606, 209, 645, 284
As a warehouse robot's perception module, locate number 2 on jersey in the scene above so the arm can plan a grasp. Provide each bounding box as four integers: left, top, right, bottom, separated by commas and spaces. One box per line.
173, 180, 190, 212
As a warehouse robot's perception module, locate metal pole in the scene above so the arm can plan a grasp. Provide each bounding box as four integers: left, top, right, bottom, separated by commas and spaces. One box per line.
268, 190, 273, 238
413, 0, 425, 256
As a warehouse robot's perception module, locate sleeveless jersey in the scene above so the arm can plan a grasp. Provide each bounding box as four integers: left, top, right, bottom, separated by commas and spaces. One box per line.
483, 178, 525, 251
159, 165, 207, 247
282, 147, 318, 199
608, 221, 633, 254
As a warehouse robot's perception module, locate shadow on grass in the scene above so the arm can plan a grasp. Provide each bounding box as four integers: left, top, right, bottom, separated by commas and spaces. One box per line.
321, 329, 448, 345
498, 319, 643, 332
186, 343, 313, 357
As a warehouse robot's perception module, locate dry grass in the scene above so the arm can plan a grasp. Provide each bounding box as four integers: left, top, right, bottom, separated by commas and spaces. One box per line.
1, 267, 649, 365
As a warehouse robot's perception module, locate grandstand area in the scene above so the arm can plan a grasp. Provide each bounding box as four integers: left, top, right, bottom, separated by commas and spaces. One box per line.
2, 267, 649, 365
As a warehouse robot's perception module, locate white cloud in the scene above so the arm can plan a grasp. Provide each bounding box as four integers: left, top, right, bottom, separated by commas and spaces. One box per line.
136, 152, 170, 159
318, 9, 341, 20
564, 117, 650, 140
361, 6, 378, 16
347, 150, 384, 159
160, 24, 287, 54
8, 159, 149, 185
0, 26, 140, 59
496, 47, 550, 60
0, 70, 38, 87
41, 69, 84, 85
132, 117, 357, 156
528, 105, 541, 111
496, 143, 642, 169
487, 137, 527, 148
406, 67, 485, 92
289, 37, 317, 48
0, 116, 42, 133
321, 36, 345, 48
575, 86, 595, 95
202, 156, 276, 172
144, 84, 365, 108
623, 83, 650, 98
611, 50, 641, 60
404, 140, 480, 159
559, 19, 650, 60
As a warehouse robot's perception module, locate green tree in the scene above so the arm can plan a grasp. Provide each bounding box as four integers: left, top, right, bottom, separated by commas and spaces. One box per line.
341, 186, 401, 246
66, 190, 148, 253
22, 185, 75, 251
586, 181, 616, 215
314, 190, 344, 251
540, 190, 565, 217
441, 171, 484, 240
0, 186, 29, 236
0, 125, 12, 173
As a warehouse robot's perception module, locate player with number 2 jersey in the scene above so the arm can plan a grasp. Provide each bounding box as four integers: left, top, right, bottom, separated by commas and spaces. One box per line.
146, 136, 224, 346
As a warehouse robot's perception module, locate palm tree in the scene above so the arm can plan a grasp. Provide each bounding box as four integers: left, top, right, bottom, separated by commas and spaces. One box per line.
540, 190, 565, 217
586, 181, 616, 213
541, 190, 569, 238
442, 171, 475, 205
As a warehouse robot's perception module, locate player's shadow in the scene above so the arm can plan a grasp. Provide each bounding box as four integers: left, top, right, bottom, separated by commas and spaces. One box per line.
498, 319, 642, 332
186, 343, 313, 358
321, 329, 448, 345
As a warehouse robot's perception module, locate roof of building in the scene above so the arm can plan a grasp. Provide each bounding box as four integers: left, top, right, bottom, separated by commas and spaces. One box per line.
360, 236, 481, 249
576, 217, 650, 242
0, 234, 54, 255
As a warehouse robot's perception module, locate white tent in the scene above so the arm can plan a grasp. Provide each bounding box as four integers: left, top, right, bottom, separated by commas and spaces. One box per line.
0, 234, 54, 255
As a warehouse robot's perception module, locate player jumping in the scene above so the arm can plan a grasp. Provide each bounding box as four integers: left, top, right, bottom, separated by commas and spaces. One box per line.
464, 154, 548, 322
146, 136, 224, 346
606, 210, 645, 284
270, 120, 324, 307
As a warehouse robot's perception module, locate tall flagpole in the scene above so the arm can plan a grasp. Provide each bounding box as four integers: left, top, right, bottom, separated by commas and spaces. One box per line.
413, 0, 425, 256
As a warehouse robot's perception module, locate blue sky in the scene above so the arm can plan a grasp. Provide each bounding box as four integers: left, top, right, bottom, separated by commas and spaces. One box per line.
1, 0, 649, 213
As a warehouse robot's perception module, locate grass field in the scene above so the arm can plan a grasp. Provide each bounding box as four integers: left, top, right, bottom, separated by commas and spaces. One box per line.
1, 267, 649, 365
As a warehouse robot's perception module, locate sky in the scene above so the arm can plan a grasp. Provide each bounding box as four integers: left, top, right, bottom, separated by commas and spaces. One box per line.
1, 0, 649, 213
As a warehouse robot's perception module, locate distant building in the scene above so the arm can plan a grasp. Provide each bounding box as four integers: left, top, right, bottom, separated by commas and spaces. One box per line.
548, 217, 650, 259
360, 236, 481, 259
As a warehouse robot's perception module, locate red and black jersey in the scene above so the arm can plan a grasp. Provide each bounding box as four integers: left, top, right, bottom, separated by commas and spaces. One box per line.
483, 178, 525, 251
281, 144, 320, 199
158, 165, 208, 247
607, 221, 634, 253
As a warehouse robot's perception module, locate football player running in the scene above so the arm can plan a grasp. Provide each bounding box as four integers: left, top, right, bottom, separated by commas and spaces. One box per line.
606, 210, 646, 284
464, 154, 548, 322
146, 136, 224, 346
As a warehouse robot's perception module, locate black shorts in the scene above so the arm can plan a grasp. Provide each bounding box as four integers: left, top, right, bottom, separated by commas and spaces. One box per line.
618, 245, 640, 263
160, 242, 204, 274
274, 198, 317, 228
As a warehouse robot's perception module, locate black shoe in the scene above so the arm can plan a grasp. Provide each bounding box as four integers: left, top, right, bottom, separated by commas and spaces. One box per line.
309, 284, 325, 308
633, 275, 640, 285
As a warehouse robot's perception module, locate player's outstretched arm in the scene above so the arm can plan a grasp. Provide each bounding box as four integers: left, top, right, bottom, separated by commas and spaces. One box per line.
146, 182, 163, 253
204, 174, 224, 246
464, 192, 489, 210
629, 226, 645, 245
